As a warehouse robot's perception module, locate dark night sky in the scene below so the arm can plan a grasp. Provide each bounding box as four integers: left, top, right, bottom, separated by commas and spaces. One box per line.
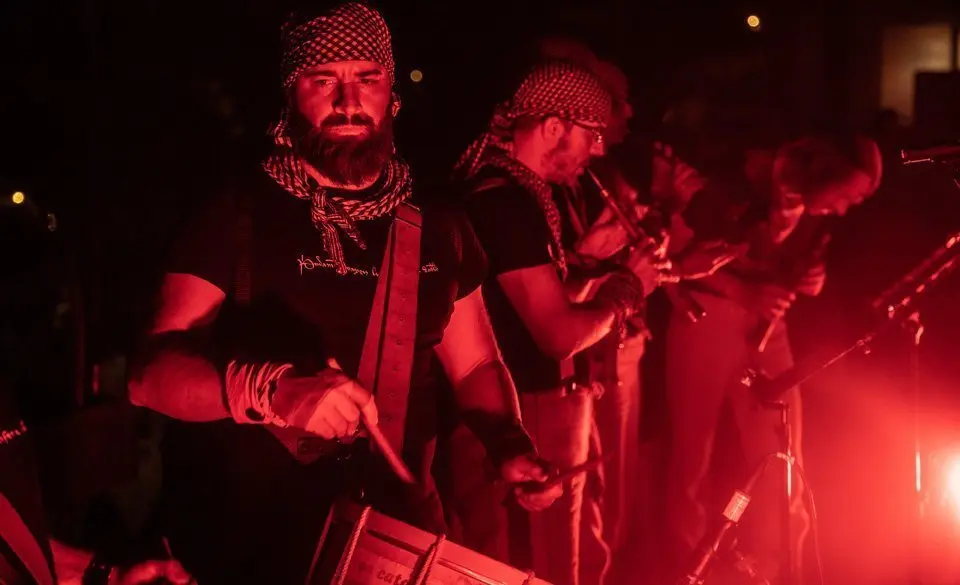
1, 0, 955, 363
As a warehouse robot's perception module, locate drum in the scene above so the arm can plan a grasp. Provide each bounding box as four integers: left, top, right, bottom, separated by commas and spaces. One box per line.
306, 501, 553, 585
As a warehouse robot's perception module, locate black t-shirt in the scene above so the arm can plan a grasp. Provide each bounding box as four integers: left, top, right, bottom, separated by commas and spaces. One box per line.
463, 167, 563, 393
0, 385, 55, 585
160, 169, 486, 585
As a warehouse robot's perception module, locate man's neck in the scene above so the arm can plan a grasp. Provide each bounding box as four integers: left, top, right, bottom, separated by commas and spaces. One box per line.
511, 148, 549, 182
303, 162, 380, 191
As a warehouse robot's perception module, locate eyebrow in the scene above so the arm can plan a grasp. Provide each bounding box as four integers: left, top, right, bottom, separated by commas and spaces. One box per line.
302, 67, 384, 79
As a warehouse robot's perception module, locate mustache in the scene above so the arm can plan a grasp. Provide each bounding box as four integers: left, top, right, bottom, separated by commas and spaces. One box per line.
320, 113, 375, 131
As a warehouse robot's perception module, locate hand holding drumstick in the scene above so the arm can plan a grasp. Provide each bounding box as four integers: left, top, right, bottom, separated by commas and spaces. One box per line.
270, 358, 416, 484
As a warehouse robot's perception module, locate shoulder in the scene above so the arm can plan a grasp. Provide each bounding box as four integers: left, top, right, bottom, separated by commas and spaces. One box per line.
463, 167, 529, 203
409, 192, 488, 298
409, 194, 474, 249
459, 168, 543, 230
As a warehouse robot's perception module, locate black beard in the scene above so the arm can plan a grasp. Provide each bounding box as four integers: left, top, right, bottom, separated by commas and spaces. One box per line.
292, 112, 394, 187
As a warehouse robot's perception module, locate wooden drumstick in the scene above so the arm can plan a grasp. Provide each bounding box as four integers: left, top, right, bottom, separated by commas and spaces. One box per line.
363, 414, 416, 485
326, 358, 416, 485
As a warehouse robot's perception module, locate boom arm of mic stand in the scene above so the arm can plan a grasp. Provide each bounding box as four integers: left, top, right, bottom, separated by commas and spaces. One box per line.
746, 230, 960, 405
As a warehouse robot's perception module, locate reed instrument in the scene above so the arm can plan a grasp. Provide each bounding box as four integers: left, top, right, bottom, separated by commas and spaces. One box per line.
584, 169, 707, 323
752, 227, 832, 352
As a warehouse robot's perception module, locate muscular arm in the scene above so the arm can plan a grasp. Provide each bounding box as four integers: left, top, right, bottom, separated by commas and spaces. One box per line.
127, 273, 229, 421
434, 288, 534, 463
497, 264, 619, 361
465, 180, 629, 362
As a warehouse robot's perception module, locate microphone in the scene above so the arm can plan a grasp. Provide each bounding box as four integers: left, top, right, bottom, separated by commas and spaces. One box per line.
900, 142, 960, 165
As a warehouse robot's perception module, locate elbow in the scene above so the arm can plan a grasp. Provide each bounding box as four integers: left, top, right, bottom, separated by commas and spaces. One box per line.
534, 335, 578, 362
126, 369, 152, 409
126, 348, 165, 410
527, 316, 589, 361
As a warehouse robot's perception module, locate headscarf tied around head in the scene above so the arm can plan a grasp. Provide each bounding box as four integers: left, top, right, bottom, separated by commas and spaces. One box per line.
455, 60, 613, 278
269, 1, 396, 147
456, 60, 612, 178
262, 2, 412, 275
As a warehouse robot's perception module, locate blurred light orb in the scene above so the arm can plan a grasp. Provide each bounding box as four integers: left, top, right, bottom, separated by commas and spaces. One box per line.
410, 69, 423, 83
11, 191, 25, 204
747, 15, 761, 30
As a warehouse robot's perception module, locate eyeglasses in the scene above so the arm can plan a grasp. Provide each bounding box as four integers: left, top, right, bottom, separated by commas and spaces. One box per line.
572, 121, 604, 146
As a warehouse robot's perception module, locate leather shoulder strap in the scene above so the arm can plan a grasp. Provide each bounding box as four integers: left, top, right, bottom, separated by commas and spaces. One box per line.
0, 494, 54, 585
356, 202, 423, 455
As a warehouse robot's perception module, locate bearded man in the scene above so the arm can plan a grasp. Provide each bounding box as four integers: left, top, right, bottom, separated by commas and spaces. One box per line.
128, 4, 558, 584
451, 60, 666, 585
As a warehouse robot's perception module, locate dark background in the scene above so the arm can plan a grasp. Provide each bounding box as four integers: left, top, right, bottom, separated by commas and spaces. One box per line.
2, 0, 960, 583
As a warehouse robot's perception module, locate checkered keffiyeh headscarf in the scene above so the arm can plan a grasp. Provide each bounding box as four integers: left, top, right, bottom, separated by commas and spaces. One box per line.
269, 2, 396, 147
455, 60, 613, 278
262, 2, 412, 275
279, 2, 394, 89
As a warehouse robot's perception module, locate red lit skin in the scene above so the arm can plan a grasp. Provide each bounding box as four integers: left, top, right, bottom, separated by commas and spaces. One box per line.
133, 272, 559, 509
129, 274, 228, 421
292, 60, 393, 189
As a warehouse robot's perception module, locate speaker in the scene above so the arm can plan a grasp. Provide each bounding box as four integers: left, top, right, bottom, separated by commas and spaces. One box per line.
914, 71, 960, 141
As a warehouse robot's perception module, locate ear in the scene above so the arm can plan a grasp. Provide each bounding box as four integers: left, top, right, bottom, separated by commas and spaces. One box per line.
540, 116, 566, 144
390, 92, 402, 117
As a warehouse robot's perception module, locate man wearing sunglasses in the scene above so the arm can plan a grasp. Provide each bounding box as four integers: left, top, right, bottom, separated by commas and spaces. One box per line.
450, 60, 666, 585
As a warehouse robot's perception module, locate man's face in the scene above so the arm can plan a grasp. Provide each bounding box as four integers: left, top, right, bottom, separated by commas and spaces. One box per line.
798, 169, 874, 217
543, 120, 605, 187
291, 60, 394, 186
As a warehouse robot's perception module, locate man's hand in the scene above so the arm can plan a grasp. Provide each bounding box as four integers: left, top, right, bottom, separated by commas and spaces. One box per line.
651, 143, 707, 204
675, 240, 744, 280
622, 245, 673, 296
271, 360, 378, 439
110, 559, 194, 585
500, 454, 563, 511
745, 283, 796, 320
575, 214, 630, 261
794, 263, 826, 296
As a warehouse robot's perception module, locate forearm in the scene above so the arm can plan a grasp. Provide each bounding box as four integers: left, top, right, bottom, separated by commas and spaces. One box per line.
544, 270, 644, 360
451, 360, 535, 467
128, 331, 230, 421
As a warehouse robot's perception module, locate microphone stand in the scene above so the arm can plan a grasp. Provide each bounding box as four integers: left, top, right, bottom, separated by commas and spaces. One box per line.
678, 148, 960, 585
732, 228, 960, 585
742, 228, 960, 406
